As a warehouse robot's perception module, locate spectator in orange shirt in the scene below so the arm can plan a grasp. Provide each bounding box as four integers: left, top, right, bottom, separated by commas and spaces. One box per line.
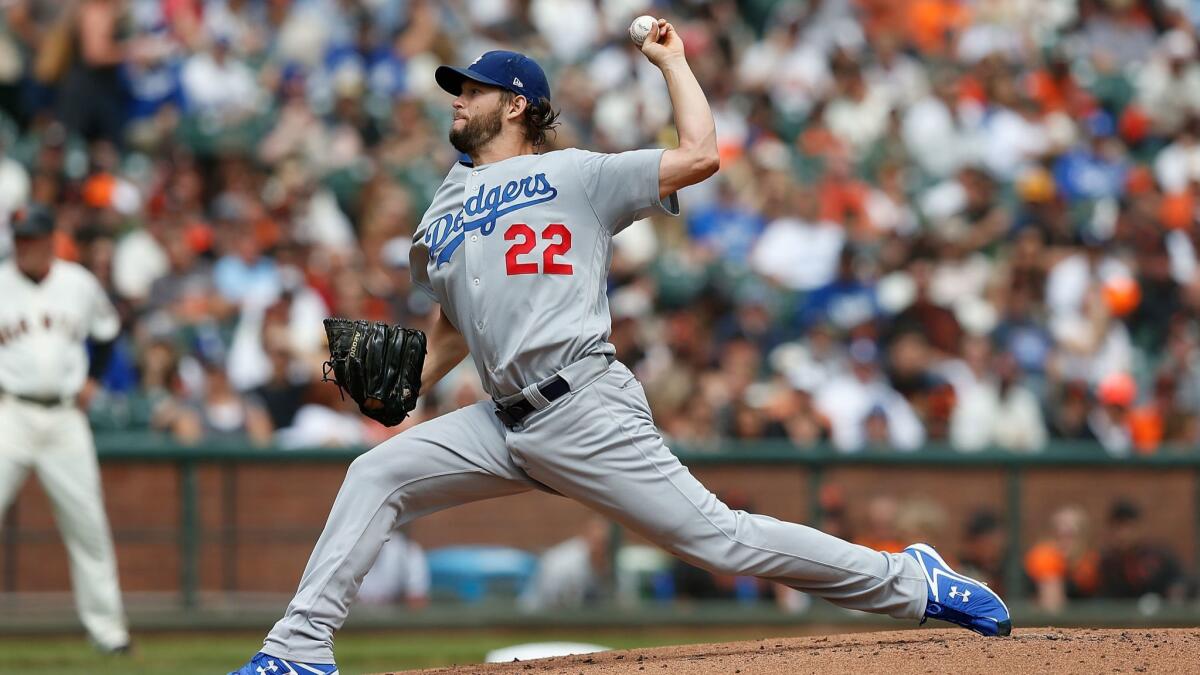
816, 155, 870, 232
854, 0, 907, 45
1026, 52, 1096, 117
907, 0, 971, 57
854, 494, 905, 553
1024, 505, 1101, 612
1129, 371, 1200, 452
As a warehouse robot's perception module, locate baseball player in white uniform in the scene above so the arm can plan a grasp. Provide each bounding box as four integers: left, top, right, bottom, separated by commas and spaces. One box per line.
0, 204, 130, 653
233, 20, 1010, 675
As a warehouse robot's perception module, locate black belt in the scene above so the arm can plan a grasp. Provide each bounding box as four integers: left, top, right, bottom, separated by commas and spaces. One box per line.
494, 375, 570, 430
3, 391, 69, 408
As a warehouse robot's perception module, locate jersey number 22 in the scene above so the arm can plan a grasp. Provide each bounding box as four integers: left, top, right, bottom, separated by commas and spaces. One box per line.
504, 223, 573, 276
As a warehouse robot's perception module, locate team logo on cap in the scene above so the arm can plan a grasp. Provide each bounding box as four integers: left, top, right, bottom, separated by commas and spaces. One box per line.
470, 55, 483, 66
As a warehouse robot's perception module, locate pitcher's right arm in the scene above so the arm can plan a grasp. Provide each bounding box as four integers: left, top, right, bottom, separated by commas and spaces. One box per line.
641, 19, 719, 198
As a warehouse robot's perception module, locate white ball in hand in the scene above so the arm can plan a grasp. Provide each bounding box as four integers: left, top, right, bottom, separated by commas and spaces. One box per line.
629, 15, 657, 47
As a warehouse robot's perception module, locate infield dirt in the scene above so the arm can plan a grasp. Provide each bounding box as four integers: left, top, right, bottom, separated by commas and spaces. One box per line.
396, 628, 1200, 674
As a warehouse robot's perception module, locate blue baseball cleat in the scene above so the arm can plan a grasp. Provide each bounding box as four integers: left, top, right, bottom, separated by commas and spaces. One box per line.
228, 652, 339, 675
904, 543, 1012, 637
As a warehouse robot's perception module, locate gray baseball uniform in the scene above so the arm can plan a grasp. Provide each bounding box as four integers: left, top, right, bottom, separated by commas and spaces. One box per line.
262, 149, 928, 663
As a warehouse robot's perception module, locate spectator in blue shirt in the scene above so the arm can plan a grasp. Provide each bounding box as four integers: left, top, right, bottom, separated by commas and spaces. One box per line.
1052, 111, 1128, 204
686, 180, 766, 266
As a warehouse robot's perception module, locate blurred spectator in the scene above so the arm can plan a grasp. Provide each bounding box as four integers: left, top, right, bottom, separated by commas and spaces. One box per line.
1098, 500, 1188, 602
111, 216, 169, 303
1088, 371, 1138, 456
853, 494, 903, 553
884, 328, 956, 440
815, 338, 925, 452
815, 483, 852, 541
1052, 113, 1127, 204
949, 343, 1048, 452
0, 139, 30, 258
1136, 31, 1200, 136
212, 230, 280, 306
1131, 371, 1200, 451
276, 380, 367, 449
519, 517, 611, 611
686, 179, 765, 265
189, 358, 273, 446
1025, 505, 1101, 613
824, 58, 890, 157
760, 375, 826, 448
889, 260, 964, 357
957, 509, 1006, 596
750, 186, 843, 292
56, 0, 127, 143
180, 34, 262, 123
357, 529, 430, 609
797, 251, 878, 334
894, 495, 947, 545
901, 70, 971, 178
90, 337, 197, 439
250, 335, 310, 431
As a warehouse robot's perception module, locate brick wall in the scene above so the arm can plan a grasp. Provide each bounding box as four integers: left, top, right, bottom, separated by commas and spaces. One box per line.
0, 460, 1194, 594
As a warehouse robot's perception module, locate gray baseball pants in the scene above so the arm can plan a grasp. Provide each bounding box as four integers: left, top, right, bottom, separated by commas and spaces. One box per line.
263, 358, 928, 663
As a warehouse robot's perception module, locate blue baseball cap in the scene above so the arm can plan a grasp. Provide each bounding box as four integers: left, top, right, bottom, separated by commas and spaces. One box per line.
435, 50, 551, 103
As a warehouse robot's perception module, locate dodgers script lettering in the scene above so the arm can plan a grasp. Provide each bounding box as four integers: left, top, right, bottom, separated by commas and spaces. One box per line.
425, 173, 559, 267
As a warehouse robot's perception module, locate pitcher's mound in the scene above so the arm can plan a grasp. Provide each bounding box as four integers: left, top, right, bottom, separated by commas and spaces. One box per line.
401, 628, 1200, 674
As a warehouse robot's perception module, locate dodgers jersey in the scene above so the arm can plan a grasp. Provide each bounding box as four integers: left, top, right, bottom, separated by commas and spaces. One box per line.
0, 260, 119, 398
410, 148, 679, 398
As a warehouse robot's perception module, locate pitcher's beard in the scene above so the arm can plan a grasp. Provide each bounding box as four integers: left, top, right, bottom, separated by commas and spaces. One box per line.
449, 106, 504, 155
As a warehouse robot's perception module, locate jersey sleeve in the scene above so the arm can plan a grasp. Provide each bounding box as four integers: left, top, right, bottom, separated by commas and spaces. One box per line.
408, 232, 437, 301
87, 272, 120, 341
571, 148, 681, 234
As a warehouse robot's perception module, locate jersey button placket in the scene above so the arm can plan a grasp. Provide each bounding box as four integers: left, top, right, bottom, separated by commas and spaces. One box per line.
463, 173, 485, 335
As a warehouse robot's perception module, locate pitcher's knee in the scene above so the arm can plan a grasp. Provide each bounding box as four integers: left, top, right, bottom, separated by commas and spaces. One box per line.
345, 443, 404, 487
345, 449, 384, 483
665, 543, 744, 576
654, 515, 757, 577
345, 435, 439, 488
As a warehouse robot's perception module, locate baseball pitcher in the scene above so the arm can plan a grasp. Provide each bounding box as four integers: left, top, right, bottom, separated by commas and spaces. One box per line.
232, 19, 1009, 675
0, 204, 130, 653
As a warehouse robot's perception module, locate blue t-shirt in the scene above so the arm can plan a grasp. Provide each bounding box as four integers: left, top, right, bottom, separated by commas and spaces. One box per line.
686, 204, 766, 264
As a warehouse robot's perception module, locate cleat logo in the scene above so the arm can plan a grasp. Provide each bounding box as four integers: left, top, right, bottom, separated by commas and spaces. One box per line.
257, 662, 280, 675
948, 586, 971, 603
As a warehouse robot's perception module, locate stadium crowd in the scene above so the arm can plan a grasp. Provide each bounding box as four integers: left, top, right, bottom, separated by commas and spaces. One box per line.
2, 0, 1200, 458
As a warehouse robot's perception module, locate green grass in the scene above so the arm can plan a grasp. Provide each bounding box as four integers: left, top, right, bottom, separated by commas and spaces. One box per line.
0, 629, 765, 675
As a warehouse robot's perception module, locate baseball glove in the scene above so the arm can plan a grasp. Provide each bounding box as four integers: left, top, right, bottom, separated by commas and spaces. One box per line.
321, 318, 427, 427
